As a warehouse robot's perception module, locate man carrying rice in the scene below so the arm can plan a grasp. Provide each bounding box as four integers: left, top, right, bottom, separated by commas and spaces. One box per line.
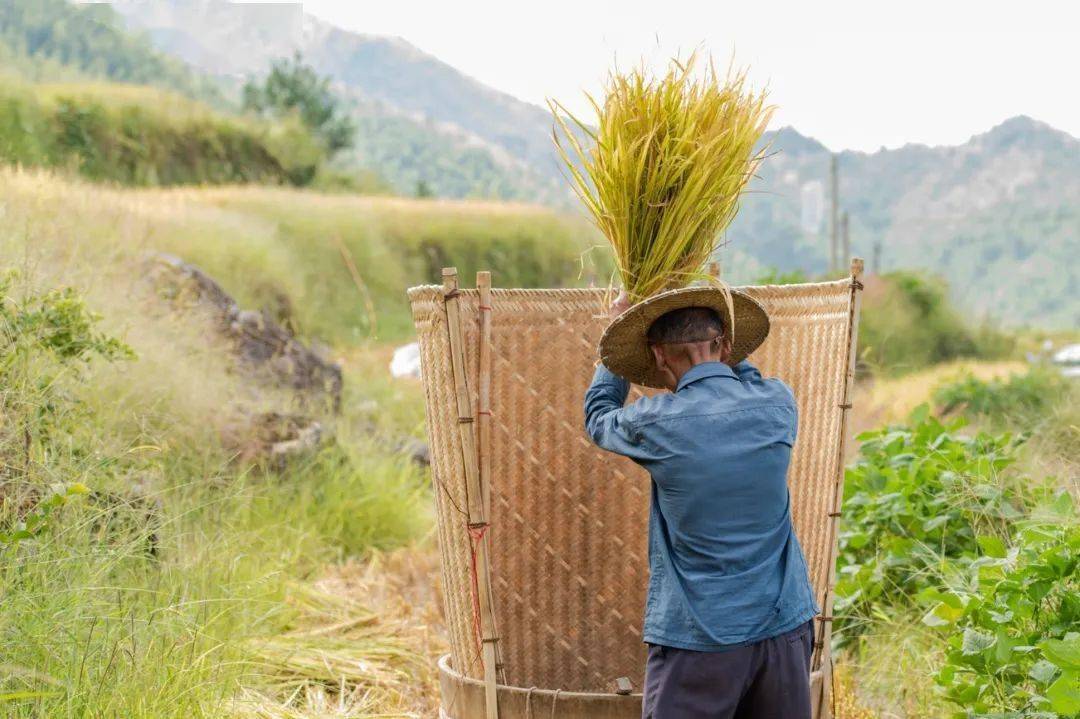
585, 288, 817, 718
555, 54, 818, 717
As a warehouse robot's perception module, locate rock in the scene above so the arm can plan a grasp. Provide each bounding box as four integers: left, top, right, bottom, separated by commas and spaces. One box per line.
226, 411, 327, 470
148, 253, 343, 409
396, 437, 430, 466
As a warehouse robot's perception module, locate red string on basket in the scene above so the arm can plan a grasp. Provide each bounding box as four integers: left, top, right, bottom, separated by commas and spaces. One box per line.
467, 523, 490, 656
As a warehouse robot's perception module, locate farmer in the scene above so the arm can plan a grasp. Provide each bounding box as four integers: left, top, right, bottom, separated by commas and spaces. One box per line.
584, 286, 818, 719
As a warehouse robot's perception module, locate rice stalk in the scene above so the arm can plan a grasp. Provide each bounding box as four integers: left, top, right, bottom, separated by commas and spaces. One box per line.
550, 53, 773, 301
238, 579, 431, 717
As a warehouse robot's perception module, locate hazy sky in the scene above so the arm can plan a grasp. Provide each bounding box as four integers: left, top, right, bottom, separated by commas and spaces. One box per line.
294, 0, 1077, 152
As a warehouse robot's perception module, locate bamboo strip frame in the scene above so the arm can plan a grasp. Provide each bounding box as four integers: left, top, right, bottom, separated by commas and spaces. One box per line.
442, 267, 500, 719
476, 271, 504, 684
812, 257, 864, 716
477, 272, 494, 528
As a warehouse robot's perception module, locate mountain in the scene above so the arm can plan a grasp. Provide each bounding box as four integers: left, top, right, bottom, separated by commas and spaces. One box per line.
725, 117, 1079, 328
109, 0, 567, 203
0, 0, 221, 103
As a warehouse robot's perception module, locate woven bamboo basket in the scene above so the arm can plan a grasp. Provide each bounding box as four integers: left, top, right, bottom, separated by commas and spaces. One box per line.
409, 260, 864, 719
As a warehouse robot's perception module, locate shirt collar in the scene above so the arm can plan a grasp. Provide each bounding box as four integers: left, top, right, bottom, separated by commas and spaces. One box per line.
676, 361, 737, 392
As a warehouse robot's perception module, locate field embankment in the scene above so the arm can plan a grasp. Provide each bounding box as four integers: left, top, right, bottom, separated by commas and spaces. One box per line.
0, 80, 323, 186
2, 170, 601, 341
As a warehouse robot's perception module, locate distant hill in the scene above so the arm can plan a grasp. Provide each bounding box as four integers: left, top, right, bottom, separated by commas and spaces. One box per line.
726, 117, 1079, 328
0, 0, 221, 103
111, 0, 566, 203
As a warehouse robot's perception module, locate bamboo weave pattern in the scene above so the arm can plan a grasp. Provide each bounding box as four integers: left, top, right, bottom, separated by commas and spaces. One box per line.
409, 280, 853, 693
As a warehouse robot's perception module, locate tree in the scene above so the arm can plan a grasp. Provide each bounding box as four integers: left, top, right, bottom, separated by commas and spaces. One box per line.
243, 53, 355, 156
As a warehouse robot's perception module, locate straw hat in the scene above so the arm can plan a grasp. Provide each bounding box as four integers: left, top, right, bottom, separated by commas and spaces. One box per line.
598, 286, 770, 388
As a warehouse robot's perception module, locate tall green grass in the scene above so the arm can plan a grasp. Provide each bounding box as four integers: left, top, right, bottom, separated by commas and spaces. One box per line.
0, 168, 602, 345
0, 174, 433, 716
199, 191, 604, 341
0, 80, 323, 187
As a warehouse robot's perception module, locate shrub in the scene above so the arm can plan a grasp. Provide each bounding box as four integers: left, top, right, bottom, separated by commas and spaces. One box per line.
860, 271, 1015, 374
754, 267, 809, 285
935, 368, 1071, 426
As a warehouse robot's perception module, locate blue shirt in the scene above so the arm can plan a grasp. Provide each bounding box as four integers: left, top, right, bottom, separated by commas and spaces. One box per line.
584, 360, 819, 651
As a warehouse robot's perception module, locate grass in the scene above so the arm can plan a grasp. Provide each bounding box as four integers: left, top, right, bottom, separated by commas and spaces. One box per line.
0, 338, 432, 718
0, 78, 323, 187
551, 53, 772, 299
851, 359, 1027, 437
0, 164, 603, 717
0, 168, 602, 346
843, 620, 951, 718
0, 166, 443, 717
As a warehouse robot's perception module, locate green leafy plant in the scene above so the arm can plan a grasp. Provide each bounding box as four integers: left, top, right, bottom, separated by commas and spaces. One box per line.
0, 482, 89, 546
550, 53, 773, 299
0, 276, 132, 368
921, 497, 1079, 717
835, 406, 1032, 631
0, 271, 132, 530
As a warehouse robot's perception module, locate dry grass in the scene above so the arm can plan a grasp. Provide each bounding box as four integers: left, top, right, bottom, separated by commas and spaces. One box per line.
230, 547, 446, 719
837, 621, 951, 719
851, 360, 1027, 439
833, 663, 878, 719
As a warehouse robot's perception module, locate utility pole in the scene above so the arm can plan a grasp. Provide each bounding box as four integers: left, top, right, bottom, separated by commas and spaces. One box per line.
872, 240, 882, 275
841, 211, 850, 268
829, 154, 839, 274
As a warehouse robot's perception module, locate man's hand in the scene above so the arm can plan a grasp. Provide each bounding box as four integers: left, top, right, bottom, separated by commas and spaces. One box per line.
609, 291, 632, 319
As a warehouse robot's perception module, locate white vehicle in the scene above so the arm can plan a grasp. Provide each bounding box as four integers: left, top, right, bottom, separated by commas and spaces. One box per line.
1051, 343, 1080, 378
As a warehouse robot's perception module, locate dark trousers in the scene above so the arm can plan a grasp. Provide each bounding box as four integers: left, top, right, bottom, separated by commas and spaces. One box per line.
642, 620, 814, 719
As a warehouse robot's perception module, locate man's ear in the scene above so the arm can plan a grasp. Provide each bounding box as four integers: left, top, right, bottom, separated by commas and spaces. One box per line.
719, 335, 733, 364
651, 345, 678, 391
650, 344, 667, 372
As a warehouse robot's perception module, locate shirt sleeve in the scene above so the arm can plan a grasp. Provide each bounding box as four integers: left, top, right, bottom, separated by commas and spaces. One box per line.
583, 364, 654, 462
732, 359, 762, 381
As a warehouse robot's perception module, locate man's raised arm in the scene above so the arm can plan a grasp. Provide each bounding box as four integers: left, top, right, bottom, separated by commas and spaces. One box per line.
583, 365, 652, 461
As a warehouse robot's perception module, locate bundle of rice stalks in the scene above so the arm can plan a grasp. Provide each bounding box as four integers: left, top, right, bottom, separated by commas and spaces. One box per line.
550, 54, 773, 300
